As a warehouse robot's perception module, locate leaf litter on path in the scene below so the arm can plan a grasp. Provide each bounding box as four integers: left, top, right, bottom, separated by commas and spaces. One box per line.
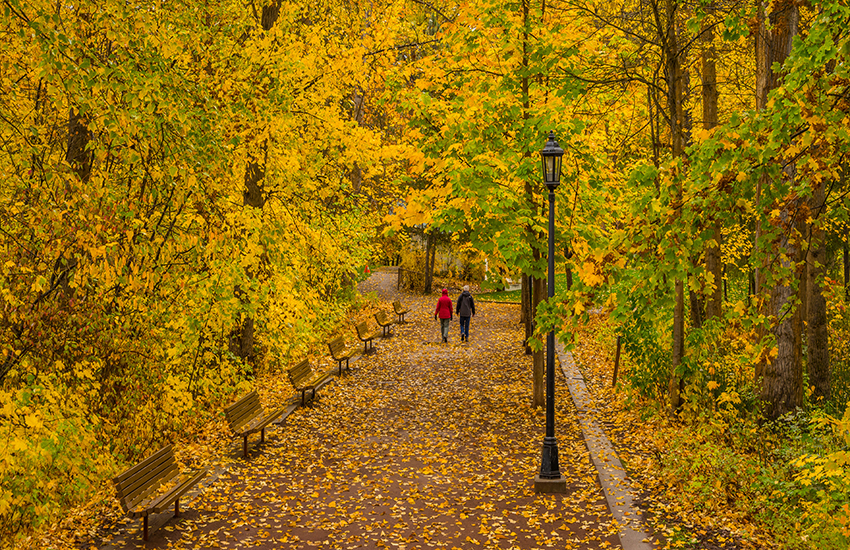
98, 275, 624, 549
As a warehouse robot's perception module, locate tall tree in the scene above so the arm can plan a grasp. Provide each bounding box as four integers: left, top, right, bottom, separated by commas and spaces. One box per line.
702, 0, 723, 321
757, 0, 802, 420
663, 0, 688, 411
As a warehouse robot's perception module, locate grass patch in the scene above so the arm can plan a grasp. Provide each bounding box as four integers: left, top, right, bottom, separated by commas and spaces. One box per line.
478, 273, 574, 303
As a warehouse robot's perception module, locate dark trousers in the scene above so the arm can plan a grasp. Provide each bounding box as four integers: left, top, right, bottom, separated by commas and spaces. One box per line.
459, 316, 471, 339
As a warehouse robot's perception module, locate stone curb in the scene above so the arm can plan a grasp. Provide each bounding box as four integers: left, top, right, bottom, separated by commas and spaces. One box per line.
556, 342, 658, 550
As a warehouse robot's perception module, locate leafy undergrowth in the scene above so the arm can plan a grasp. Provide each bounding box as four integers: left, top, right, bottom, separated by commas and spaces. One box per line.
9, 295, 389, 550
571, 311, 850, 550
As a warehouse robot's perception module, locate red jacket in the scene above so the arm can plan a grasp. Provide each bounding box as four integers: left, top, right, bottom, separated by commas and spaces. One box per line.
435, 290, 453, 320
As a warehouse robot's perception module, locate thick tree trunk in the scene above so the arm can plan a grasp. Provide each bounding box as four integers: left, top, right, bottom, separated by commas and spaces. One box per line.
664, 0, 687, 411
759, 0, 801, 421
797, 214, 809, 326
230, 1, 282, 362
763, 245, 803, 419
807, 182, 830, 402
702, 8, 722, 320
705, 222, 723, 319
669, 279, 685, 408
689, 287, 703, 329
752, 1, 768, 307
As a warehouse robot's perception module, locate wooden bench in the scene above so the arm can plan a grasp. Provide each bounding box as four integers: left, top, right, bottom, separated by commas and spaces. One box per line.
393, 300, 411, 323
374, 310, 395, 336
288, 358, 333, 406
328, 336, 356, 374
113, 445, 207, 541
356, 320, 381, 353
224, 390, 286, 457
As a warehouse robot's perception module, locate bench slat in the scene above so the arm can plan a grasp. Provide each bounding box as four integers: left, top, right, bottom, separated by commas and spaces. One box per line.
288, 359, 312, 384
225, 392, 263, 431
225, 391, 260, 419
113, 445, 173, 487
116, 453, 178, 506
124, 464, 180, 513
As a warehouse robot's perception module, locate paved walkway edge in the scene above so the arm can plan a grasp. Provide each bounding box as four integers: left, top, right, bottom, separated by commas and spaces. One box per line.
556, 342, 657, 550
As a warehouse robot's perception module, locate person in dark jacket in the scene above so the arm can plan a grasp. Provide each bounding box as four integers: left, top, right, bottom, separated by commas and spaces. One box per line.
456, 285, 476, 342
434, 288, 453, 343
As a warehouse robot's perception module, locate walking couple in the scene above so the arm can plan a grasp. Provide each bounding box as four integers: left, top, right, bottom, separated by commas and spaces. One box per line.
434, 286, 476, 343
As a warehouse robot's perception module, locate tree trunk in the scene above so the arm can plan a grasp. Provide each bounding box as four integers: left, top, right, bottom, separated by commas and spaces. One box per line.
689, 286, 703, 329
524, 274, 534, 355
807, 181, 830, 402
664, 0, 687, 411
521, 273, 530, 326
521, 0, 536, 369
423, 232, 435, 294
841, 241, 850, 302
702, 6, 722, 320
759, 0, 801, 421
752, 1, 768, 308
705, 222, 723, 319
430, 238, 437, 290
229, 1, 282, 362
67, 108, 92, 184
532, 256, 545, 408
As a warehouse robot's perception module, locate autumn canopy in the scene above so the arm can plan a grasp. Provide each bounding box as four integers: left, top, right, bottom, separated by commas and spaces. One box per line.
2, 0, 850, 546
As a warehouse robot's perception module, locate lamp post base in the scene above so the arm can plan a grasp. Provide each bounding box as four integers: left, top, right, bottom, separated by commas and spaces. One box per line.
533, 474, 567, 493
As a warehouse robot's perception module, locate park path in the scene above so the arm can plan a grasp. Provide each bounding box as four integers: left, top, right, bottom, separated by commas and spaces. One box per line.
106, 270, 624, 549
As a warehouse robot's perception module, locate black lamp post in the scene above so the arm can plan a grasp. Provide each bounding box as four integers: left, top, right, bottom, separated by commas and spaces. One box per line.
534, 131, 567, 493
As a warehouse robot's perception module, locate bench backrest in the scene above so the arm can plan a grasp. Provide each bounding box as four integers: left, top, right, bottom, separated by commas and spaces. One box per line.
224, 391, 262, 431
393, 301, 403, 313
375, 310, 390, 324
113, 445, 179, 513
356, 321, 370, 338
287, 359, 312, 386
328, 337, 347, 358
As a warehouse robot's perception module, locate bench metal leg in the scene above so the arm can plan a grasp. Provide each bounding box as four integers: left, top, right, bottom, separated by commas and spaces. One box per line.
175, 498, 180, 517
143, 515, 149, 541
243, 436, 248, 458
261, 428, 265, 444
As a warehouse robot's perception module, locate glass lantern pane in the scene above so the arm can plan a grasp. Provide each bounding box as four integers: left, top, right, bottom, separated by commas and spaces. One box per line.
544, 157, 555, 182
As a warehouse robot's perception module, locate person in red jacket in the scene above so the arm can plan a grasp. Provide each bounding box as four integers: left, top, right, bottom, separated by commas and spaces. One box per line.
434, 288, 453, 343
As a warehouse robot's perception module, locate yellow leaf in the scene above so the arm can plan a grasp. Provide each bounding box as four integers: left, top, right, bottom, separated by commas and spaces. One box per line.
25, 413, 43, 430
